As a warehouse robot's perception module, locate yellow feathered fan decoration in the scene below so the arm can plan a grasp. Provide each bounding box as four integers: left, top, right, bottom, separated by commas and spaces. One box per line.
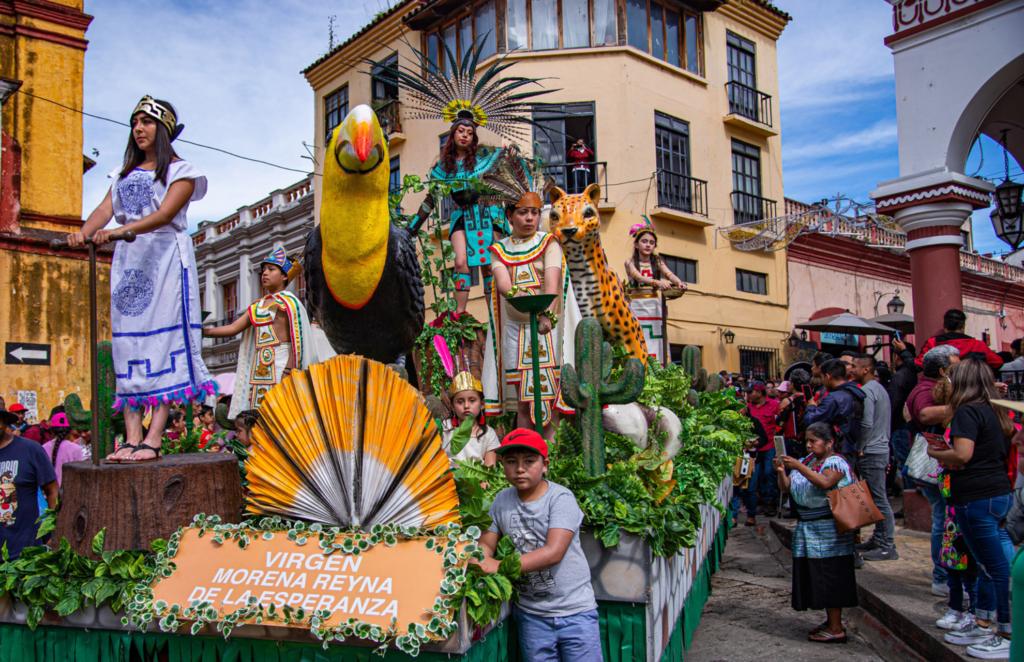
245, 354, 460, 530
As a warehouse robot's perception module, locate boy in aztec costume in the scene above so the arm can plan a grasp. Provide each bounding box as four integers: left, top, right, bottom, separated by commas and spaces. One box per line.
203, 249, 319, 418
623, 217, 686, 365
366, 37, 557, 318
481, 148, 582, 438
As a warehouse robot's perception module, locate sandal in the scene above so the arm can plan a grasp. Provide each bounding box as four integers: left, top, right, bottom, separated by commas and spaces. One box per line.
745, 518, 757, 527
808, 630, 847, 644
102, 441, 138, 464
124, 442, 162, 463
809, 621, 829, 635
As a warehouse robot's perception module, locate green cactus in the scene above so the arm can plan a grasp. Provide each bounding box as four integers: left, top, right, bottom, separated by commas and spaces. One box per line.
705, 372, 723, 393
693, 367, 708, 392
63, 341, 121, 455
686, 389, 700, 408
561, 319, 646, 476
679, 345, 702, 377
215, 402, 236, 431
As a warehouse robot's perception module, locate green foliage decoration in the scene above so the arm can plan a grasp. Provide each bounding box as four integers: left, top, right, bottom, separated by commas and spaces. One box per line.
561, 319, 646, 476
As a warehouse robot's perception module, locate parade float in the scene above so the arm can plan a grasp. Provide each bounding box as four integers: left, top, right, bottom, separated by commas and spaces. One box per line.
0, 45, 746, 662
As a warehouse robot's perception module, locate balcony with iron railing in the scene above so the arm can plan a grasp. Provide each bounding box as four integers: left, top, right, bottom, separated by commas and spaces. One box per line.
725, 82, 776, 136
193, 176, 314, 244
656, 169, 708, 217
208, 313, 242, 346
374, 98, 403, 138
732, 190, 777, 225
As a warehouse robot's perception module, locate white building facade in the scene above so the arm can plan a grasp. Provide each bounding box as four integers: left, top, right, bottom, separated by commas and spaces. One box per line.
191, 177, 314, 376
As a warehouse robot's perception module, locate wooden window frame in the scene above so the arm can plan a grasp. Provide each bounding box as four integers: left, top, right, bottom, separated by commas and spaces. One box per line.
223, 281, 238, 317
661, 254, 696, 284
424, 0, 501, 72
323, 85, 349, 141
642, 0, 703, 75
735, 268, 767, 296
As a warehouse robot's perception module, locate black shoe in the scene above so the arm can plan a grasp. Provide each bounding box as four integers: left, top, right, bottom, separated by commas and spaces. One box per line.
763, 505, 778, 518
861, 548, 899, 562
855, 539, 879, 552
893, 510, 904, 518
853, 554, 865, 569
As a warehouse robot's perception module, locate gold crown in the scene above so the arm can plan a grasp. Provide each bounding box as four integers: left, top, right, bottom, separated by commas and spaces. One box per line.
448, 371, 483, 397
132, 95, 177, 138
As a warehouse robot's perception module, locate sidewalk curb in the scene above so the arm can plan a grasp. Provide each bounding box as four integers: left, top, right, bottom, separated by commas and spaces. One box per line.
769, 520, 969, 662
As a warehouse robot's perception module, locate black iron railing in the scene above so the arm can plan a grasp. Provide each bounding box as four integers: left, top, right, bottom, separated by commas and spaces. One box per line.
374, 98, 403, 136
656, 169, 708, 216
732, 190, 777, 225
542, 161, 608, 199
726, 81, 773, 127
209, 313, 242, 346
739, 346, 780, 382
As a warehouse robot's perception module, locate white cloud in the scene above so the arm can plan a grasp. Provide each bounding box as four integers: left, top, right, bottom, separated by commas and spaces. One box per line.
783, 120, 898, 164
81, 0, 389, 228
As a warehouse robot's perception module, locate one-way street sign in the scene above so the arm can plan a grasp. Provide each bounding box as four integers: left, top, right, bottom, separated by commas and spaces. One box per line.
6, 342, 51, 366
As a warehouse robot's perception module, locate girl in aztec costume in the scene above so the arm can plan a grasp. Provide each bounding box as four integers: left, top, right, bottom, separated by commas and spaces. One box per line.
480, 148, 582, 438
68, 96, 216, 463
433, 337, 500, 468
203, 249, 318, 419
368, 37, 556, 317
624, 218, 687, 365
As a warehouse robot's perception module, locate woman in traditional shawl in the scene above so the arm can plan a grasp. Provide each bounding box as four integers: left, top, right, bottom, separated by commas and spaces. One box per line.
67, 96, 215, 462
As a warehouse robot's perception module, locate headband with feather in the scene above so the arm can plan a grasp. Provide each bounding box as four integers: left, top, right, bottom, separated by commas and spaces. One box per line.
433, 335, 482, 397
363, 35, 559, 143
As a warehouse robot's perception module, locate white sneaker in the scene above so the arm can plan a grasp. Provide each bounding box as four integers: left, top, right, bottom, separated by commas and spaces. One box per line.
936, 609, 968, 630
966, 634, 1011, 659
932, 582, 951, 597
946, 622, 996, 646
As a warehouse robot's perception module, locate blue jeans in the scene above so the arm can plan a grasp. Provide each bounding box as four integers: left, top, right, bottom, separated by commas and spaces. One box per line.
947, 567, 978, 615
859, 450, 895, 549
954, 495, 1014, 632
915, 481, 948, 585
891, 429, 911, 472
514, 607, 603, 662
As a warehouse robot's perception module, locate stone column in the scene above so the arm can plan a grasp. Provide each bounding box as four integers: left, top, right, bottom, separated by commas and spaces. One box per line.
873, 173, 994, 342
895, 201, 972, 340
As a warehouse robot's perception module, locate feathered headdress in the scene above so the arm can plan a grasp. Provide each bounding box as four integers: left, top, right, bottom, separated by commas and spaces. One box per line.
364, 35, 558, 143
433, 335, 482, 397
479, 144, 552, 210
261, 247, 301, 283
629, 216, 657, 242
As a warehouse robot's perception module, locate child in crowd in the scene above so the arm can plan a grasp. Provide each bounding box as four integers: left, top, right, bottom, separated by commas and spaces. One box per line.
474, 429, 601, 662
165, 410, 188, 443
196, 405, 215, 449
233, 409, 260, 448
441, 369, 499, 467
41, 413, 84, 488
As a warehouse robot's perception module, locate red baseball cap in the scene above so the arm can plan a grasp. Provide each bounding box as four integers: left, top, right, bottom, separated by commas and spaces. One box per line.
7, 404, 26, 413
496, 428, 548, 459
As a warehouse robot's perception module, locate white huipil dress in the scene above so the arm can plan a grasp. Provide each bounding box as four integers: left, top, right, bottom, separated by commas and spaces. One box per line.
108, 160, 217, 408
629, 260, 664, 365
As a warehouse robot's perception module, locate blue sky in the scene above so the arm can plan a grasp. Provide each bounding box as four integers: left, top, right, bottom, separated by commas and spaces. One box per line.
79, 0, 1018, 252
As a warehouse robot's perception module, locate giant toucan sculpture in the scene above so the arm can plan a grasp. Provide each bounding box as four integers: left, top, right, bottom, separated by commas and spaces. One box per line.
304, 105, 424, 365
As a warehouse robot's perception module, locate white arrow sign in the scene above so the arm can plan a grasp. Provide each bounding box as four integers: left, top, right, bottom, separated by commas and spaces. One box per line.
9, 347, 47, 361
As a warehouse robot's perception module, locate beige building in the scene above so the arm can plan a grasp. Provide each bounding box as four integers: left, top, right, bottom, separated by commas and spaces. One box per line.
303, 0, 792, 379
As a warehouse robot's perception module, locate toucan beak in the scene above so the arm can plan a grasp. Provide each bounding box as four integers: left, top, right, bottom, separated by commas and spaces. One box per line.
334, 104, 385, 174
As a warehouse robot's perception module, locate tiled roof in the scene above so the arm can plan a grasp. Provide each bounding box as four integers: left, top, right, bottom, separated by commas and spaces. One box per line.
302, 1, 422, 75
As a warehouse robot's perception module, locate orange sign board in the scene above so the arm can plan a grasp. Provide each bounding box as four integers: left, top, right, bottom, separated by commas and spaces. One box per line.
151, 530, 464, 630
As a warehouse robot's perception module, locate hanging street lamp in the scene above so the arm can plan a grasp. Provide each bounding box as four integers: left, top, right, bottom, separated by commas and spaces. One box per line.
993, 129, 1024, 250
887, 291, 905, 315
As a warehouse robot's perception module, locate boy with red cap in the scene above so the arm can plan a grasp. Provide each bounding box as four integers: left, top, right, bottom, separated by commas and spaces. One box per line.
473, 429, 600, 661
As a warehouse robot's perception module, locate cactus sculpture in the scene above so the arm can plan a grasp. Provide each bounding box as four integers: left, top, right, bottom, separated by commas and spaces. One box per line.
561, 318, 646, 476
679, 345, 702, 377
705, 372, 723, 393
64, 341, 122, 455
686, 389, 700, 408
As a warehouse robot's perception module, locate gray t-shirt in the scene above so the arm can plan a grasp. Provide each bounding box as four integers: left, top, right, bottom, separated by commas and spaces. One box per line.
488, 481, 597, 618
858, 379, 891, 454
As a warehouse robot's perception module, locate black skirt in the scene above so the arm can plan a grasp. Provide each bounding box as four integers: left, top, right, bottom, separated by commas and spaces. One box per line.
792, 555, 859, 611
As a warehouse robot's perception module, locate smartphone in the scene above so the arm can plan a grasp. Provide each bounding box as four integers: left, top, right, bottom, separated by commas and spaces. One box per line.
894, 330, 902, 341
773, 435, 786, 459
801, 385, 813, 401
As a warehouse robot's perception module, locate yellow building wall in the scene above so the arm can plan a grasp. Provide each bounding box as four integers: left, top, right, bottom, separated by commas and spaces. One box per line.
0, 1, 102, 417
305, 0, 794, 376
0, 251, 111, 420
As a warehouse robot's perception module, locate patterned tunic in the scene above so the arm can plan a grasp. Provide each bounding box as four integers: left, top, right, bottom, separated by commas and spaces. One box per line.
790, 454, 855, 559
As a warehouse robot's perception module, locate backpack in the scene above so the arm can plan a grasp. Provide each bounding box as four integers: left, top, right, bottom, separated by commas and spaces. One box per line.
832, 385, 864, 453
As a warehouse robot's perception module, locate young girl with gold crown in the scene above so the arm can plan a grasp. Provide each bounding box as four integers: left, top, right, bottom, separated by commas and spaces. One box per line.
433, 337, 500, 467
624, 217, 687, 364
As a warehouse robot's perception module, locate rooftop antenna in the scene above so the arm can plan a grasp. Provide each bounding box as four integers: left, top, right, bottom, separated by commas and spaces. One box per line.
328, 15, 337, 51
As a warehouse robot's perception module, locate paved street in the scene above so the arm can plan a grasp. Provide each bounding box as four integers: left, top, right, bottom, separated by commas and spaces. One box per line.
687, 523, 885, 662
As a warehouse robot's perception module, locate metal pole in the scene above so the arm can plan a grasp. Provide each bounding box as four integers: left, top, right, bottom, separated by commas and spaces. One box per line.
88, 241, 100, 466
661, 291, 669, 368
529, 312, 543, 435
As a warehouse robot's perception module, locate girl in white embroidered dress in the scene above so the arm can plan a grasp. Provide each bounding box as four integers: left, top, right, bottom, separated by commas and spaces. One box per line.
67, 97, 215, 463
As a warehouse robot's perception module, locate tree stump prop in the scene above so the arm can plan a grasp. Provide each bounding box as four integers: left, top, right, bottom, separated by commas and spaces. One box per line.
412, 326, 487, 420
54, 454, 244, 557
